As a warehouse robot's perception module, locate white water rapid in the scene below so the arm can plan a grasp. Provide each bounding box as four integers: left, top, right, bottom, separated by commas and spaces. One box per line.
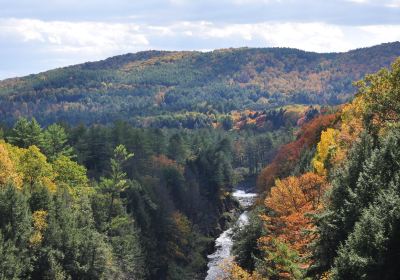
205, 189, 257, 280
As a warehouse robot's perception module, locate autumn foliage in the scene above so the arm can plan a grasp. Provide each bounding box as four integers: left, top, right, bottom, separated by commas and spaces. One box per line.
261, 173, 327, 255
257, 113, 338, 191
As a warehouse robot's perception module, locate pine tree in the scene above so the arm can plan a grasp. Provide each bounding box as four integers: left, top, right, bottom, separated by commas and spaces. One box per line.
8, 117, 44, 148
42, 124, 74, 161
0, 185, 32, 279
312, 132, 374, 274
332, 186, 400, 280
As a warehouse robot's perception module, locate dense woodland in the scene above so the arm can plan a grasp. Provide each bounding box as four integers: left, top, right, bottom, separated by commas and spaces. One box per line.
0, 105, 303, 279
1, 43, 400, 280
0, 42, 400, 127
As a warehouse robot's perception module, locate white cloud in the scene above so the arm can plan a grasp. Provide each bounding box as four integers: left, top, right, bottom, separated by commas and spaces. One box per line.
0, 18, 149, 57
160, 21, 354, 52
386, 0, 400, 7
359, 25, 400, 42
0, 17, 400, 78
346, 0, 400, 7
233, 0, 282, 4
346, 0, 369, 3
1, 18, 400, 55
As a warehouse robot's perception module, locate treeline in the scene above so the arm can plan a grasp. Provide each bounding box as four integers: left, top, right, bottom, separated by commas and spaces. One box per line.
1, 42, 399, 126
229, 58, 400, 279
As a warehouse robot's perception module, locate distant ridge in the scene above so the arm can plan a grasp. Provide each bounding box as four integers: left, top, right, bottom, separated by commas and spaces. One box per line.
1, 42, 399, 126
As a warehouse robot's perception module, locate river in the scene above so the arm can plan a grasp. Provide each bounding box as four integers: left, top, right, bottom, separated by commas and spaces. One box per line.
205, 189, 257, 280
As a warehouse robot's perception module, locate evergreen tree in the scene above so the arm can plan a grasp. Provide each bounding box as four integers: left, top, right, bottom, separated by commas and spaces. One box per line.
0, 185, 32, 279
168, 134, 187, 163
42, 124, 74, 161
8, 117, 44, 148
332, 186, 400, 280
312, 133, 374, 273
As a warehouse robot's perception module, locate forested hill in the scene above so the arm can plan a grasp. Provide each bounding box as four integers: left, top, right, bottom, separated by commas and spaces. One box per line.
1, 42, 400, 126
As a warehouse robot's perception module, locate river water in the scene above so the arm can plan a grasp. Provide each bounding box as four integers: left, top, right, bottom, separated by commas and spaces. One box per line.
205, 190, 257, 280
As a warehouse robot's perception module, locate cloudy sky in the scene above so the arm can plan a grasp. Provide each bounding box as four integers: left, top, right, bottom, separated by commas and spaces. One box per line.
1, 0, 400, 79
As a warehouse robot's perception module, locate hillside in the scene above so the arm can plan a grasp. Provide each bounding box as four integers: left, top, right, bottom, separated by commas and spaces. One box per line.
227, 57, 400, 280
1, 42, 400, 126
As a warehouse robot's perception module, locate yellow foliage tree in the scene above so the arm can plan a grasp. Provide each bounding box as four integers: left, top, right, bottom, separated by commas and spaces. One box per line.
18, 145, 56, 192
29, 210, 48, 248
312, 128, 337, 176
0, 142, 22, 188
226, 263, 266, 280
332, 97, 365, 164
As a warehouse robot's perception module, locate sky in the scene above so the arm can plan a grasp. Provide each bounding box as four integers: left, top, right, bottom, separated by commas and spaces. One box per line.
0, 0, 400, 79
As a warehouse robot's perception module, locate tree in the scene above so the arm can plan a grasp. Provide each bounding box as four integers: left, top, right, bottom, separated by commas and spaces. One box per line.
19, 146, 55, 192
232, 211, 264, 271
0, 185, 32, 279
7, 117, 44, 148
312, 133, 374, 274
95, 145, 147, 278
101, 144, 134, 225
256, 173, 327, 279
263, 173, 326, 255
168, 134, 187, 163
52, 155, 89, 196
0, 142, 22, 188
42, 124, 74, 161
331, 188, 400, 280
312, 128, 336, 176
258, 239, 303, 280
30, 188, 117, 280
257, 114, 338, 191
356, 57, 400, 128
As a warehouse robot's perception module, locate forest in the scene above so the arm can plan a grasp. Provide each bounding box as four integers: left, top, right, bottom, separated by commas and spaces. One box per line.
0, 42, 399, 127
226, 58, 400, 279
1, 45, 400, 280
0, 104, 302, 279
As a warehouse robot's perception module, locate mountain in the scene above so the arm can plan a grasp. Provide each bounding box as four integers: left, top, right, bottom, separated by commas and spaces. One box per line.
1, 42, 399, 126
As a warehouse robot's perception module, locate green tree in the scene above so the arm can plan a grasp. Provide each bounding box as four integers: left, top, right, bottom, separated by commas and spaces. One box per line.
42, 124, 74, 161
168, 134, 187, 163
332, 187, 400, 280
356, 58, 400, 127
232, 210, 264, 271
30, 188, 117, 280
94, 145, 146, 279
312, 133, 374, 274
101, 145, 133, 225
8, 117, 44, 148
0, 185, 32, 279
52, 155, 89, 195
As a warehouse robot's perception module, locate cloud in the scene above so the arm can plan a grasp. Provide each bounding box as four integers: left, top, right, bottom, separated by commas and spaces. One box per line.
2, 18, 399, 54
0, 17, 400, 79
346, 0, 400, 7
346, 0, 369, 3
0, 18, 149, 57
232, 0, 282, 4
1, 0, 399, 26
359, 25, 400, 41
386, 0, 400, 7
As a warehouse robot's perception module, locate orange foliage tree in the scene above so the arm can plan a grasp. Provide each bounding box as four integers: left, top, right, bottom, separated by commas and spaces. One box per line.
260, 172, 328, 259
